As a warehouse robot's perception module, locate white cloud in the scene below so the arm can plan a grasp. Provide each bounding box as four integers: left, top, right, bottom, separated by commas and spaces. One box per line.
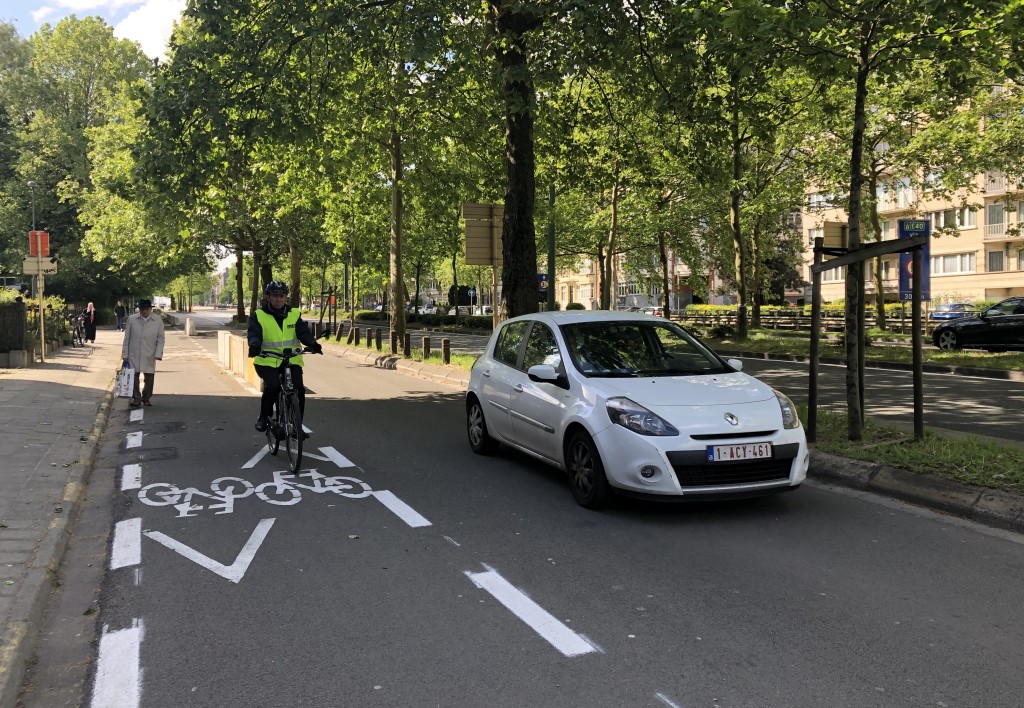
32, 6, 58, 22
112, 0, 185, 60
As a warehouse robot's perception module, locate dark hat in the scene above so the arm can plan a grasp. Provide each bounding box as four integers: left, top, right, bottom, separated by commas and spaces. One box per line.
137, 299, 153, 308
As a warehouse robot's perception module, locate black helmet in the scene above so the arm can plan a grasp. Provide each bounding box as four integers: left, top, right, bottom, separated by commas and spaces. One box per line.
265, 281, 288, 296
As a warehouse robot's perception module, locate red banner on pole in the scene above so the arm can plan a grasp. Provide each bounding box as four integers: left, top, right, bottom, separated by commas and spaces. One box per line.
29, 231, 49, 257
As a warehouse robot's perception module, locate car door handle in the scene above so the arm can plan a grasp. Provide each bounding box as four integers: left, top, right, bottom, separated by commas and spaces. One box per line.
514, 384, 525, 392
482, 369, 491, 377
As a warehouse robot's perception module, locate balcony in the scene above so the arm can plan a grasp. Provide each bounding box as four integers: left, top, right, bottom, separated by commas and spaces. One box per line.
987, 222, 1006, 239
985, 171, 1008, 194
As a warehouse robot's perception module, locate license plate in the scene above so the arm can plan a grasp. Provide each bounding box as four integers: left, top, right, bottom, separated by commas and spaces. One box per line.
706, 442, 773, 463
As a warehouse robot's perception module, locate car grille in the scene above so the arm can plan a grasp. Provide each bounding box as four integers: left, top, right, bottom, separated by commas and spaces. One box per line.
667, 443, 798, 488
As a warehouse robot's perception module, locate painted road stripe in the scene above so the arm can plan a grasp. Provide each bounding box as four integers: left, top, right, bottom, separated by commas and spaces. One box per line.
317, 446, 355, 469
129, 408, 143, 423
91, 620, 143, 708
655, 693, 683, 708
126, 431, 143, 449
242, 445, 271, 469
144, 518, 274, 583
372, 490, 431, 528
110, 518, 142, 569
121, 464, 142, 491
466, 567, 597, 657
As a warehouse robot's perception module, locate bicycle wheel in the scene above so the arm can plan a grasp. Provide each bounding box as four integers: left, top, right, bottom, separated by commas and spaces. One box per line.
283, 393, 303, 474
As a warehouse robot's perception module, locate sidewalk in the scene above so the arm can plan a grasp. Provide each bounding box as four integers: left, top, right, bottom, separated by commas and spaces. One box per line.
0, 328, 122, 707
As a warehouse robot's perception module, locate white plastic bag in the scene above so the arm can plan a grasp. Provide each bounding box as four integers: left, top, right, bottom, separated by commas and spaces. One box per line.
115, 366, 136, 398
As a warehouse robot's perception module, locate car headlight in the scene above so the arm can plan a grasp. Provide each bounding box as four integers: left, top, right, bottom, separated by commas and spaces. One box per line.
774, 389, 801, 429
606, 397, 679, 436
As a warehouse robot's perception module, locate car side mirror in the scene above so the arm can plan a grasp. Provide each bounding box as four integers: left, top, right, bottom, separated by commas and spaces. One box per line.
528, 364, 568, 388
727, 358, 743, 371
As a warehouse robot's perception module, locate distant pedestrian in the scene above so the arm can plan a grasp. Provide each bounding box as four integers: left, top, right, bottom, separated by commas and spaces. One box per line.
114, 300, 126, 331
121, 299, 165, 408
83, 302, 97, 343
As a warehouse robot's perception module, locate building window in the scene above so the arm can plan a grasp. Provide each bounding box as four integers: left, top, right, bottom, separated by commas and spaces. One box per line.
880, 220, 891, 240
926, 209, 958, 229
808, 193, 831, 210
821, 266, 843, 282
930, 252, 976, 275
560, 285, 567, 302
988, 250, 1005, 272
957, 208, 976, 228
924, 170, 943, 192
807, 227, 823, 246
577, 283, 594, 300
894, 178, 914, 209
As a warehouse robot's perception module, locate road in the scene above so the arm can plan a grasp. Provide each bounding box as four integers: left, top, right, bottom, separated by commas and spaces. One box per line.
63, 326, 1024, 707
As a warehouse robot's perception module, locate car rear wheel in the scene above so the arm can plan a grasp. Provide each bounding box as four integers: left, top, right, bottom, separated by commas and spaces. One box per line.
566, 431, 610, 509
935, 330, 959, 350
467, 397, 498, 454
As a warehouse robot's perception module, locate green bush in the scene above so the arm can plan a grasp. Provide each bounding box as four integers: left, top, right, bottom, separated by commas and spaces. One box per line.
565, 302, 586, 310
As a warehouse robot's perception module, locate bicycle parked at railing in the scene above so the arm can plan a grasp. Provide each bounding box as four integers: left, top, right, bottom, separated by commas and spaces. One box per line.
259, 345, 321, 473
68, 313, 85, 347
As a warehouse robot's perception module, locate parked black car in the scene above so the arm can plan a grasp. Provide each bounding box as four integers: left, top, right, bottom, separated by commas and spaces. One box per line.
929, 302, 975, 320
932, 297, 1024, 351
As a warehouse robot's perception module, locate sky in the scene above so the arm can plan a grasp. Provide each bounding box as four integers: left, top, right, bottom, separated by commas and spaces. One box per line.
2, 0, 186, 60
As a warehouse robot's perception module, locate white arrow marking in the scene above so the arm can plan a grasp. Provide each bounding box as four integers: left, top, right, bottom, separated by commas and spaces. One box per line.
91, 620, 143, 708
144, 518, 275, 583
466, 567, 597, 657
121, 464, 142, 491
241, 445, 271, 469
126, 431, 143, 449
110, 518, 141, 569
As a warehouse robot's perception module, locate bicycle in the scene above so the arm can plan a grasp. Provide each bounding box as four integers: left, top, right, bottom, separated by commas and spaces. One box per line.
69, 314, 85, 347
259, 345, 321, 473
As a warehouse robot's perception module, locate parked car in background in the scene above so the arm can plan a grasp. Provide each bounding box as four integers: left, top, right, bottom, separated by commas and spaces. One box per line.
465, 311, 808, 509
449, 306, 493, 316
929, 302, 975, 320
932, 297, 1024, 351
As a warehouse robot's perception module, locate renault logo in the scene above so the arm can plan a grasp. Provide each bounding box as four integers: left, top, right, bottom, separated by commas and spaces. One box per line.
724, 412, 739, 426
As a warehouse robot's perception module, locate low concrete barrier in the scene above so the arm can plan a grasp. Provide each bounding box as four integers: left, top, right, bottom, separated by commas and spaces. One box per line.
218, 330, 259, 388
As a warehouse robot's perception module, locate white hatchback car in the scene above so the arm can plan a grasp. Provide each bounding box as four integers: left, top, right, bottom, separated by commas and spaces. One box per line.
465, 311, 808, 508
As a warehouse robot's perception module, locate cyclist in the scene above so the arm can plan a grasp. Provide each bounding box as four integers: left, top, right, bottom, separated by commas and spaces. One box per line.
247, 281, 322, 434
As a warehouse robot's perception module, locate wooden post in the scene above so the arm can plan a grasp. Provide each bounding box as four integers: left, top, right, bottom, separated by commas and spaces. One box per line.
354, 327, 361, 346
422, 336, 431, 360
390, 329, 398, 355
442, 338, 451, 365
403, 331, 411, 357
375, 328, 382, 351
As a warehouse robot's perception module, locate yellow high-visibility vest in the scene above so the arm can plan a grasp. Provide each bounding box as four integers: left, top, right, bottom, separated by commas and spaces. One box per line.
253, 309, 304, 367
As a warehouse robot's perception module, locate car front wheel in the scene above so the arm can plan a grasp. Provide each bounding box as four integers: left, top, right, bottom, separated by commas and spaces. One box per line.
935, 330, 959, 350
566, 431, 611, 509
467, 397, 498, 454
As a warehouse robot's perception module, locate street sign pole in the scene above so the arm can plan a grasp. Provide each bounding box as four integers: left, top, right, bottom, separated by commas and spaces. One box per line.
36, 235, 45, 363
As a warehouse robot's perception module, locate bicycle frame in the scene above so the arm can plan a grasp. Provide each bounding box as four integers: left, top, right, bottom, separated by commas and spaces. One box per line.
258, 345, 319, 473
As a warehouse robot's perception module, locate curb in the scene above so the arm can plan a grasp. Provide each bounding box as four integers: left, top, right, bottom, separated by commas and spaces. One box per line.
0, 374, 116, 708
327, 341, 1024, 534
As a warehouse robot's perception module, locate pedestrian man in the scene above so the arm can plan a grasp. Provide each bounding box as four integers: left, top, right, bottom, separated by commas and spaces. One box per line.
121, 299, 165, 407
114, 300, 127, 331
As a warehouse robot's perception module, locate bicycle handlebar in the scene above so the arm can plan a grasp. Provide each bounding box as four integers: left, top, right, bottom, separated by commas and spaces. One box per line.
257, 346, 322, 360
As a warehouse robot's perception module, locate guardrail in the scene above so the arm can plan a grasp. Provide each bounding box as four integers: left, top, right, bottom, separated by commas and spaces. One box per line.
678, 312, 939, 335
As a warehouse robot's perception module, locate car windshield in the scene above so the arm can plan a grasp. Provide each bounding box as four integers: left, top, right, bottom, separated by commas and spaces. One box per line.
560, 320, 731, 377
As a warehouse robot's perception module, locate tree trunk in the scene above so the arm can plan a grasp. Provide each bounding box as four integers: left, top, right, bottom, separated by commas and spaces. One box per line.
658, 230, 670, 316
491, 1, 540, 318
234, 245, 245, 323
289, 237, 301, 309
601, 176, 620, 310
844, 37, 871, 441
389, 130, 406, 340
730, 81, 748, 338
751, 220, 762, 329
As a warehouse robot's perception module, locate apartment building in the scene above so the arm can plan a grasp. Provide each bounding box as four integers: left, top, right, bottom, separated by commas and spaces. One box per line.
804, 168, 1024, 305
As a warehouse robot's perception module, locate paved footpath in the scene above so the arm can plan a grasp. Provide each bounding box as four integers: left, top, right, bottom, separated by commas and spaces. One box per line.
0, 328, 122, 707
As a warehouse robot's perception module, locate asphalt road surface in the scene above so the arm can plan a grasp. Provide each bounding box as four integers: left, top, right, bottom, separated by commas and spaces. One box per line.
77, 328, 1024, 708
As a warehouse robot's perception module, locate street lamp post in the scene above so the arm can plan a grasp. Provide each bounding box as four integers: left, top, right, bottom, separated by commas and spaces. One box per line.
27, 181, 45, 363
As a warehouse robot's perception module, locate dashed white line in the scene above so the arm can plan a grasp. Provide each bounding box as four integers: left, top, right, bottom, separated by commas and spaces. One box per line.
655, 692, 683, 708
318, 446, 355, 468
126, 431, 143, 449
110, 518, 142, 569
241, 445, 271, 469
129, 408, 143, 423
465, 567, 597, 657
121, 464, 142, 491
372, 490, 431, 527
91, 620, 143, 708
443, 536, 462, 547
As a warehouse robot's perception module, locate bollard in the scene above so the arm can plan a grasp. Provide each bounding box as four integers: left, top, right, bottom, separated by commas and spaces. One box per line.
375, 328, 382, 350
346, 324, 354, 344
422, 336, 431, 360
367, 327, 374, 348
390, 330, 398, 356
403, 331, 411, 358
442, 338, 451, 365
354, 327, 361, 346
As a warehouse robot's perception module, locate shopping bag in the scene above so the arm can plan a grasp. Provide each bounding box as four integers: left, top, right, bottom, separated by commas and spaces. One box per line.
115, 366, 136, 398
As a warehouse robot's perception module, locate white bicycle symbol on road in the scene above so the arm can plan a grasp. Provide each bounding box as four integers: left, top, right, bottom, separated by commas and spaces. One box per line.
138, 469, 373, 517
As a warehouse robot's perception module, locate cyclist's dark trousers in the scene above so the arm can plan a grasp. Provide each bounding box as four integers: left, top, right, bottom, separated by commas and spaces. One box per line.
255, 363, 305, 420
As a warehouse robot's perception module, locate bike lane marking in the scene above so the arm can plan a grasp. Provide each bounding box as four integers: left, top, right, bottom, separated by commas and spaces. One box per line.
126, 431, 143, 449
465, 565, 599, 658
129, 408, 144, 423
121, 463, 142, 491
110, 518, 141, 569
371, 490, 431, 527
91, 619, 143, 708
143, 518, 275, 584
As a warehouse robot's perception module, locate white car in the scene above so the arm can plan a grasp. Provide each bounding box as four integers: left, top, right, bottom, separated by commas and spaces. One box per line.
465, 311, 808, 508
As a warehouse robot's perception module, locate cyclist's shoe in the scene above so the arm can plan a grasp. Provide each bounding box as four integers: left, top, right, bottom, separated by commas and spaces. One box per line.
254, 417, 269, 432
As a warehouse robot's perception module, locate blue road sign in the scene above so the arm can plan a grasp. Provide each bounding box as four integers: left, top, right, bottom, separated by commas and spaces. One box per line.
898, 219, 930, 302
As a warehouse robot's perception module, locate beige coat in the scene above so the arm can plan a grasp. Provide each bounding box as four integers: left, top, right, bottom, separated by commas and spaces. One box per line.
121, 314, 165, 374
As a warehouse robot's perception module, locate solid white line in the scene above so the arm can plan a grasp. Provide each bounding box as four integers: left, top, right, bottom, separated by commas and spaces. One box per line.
121, 464, 142, 491
110, 518, 141, 569
91, 621, 143, 708
129, 408, 143, 423
465, 568, 596, 657
241, 445, 271, 469
319, 446, 355, 469
125, 431, 143, 449
372, 490, 431, 528
655, 692, 683, 708
144, 518, 274, 583
443, 536, 461, 547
